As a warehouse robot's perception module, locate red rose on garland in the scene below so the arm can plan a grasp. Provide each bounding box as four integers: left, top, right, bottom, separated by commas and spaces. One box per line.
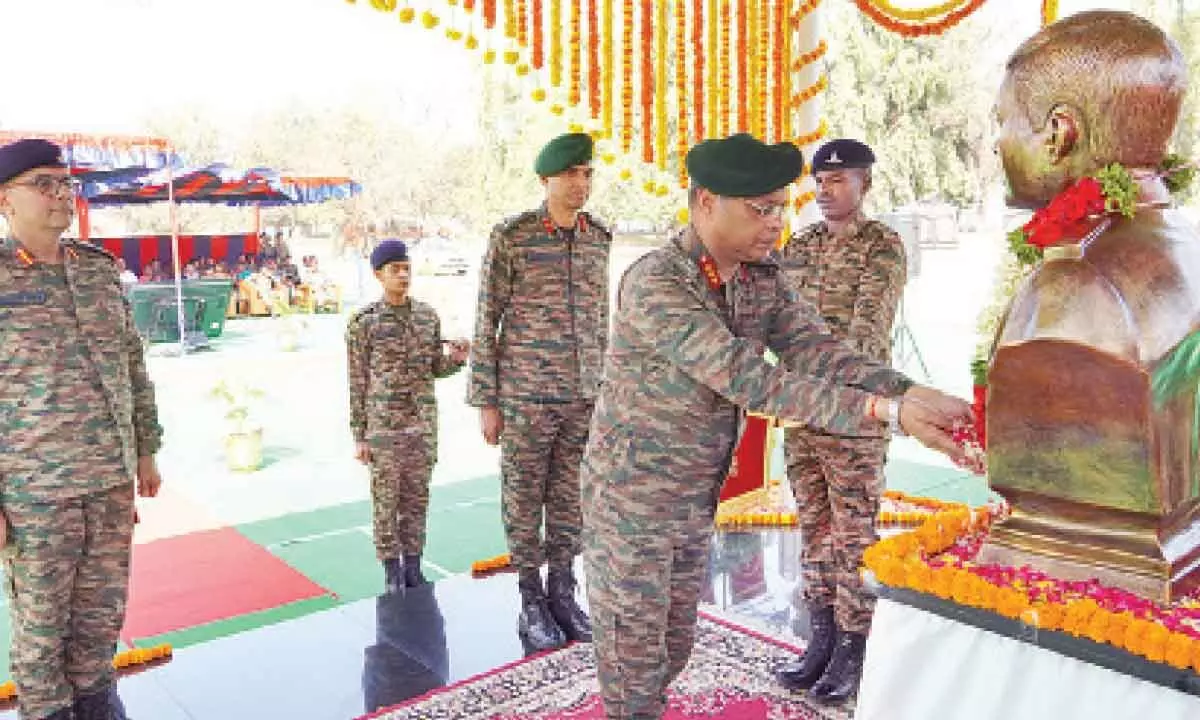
1021, 177, 1107, 249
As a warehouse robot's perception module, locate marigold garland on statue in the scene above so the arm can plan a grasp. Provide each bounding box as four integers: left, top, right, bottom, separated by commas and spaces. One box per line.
863, 0, 972, 22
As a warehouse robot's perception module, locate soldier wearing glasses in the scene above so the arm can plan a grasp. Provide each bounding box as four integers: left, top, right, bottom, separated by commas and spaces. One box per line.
580, 133, 970, 719
0, 139, 164, 720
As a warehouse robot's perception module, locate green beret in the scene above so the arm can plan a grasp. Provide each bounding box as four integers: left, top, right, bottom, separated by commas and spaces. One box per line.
534, 132, 594, 177
685, 133, 804, 197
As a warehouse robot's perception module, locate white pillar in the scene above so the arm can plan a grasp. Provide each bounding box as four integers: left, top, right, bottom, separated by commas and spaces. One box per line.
792, 2, 823, 230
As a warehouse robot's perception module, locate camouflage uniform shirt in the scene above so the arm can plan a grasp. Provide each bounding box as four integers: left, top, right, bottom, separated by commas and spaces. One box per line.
584, 226, 913, 512
468, 205, 611, 406
346, 298, 464, 441
0, 238, 162, 503
779, 213, 906, 365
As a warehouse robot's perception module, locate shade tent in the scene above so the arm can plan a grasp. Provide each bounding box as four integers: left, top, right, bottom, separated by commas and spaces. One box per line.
84, 164, 296, 207
94, 234, 262, 272
0, 130, 182, 172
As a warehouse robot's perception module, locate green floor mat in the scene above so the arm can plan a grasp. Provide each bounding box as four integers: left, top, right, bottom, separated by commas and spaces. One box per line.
131, 595, 340, 650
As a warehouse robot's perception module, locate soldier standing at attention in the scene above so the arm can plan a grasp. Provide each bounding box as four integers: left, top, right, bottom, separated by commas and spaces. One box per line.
775, 139, 907, 705
580, 133, 972, 720
0, 138, 164, 720
468, 132, 611, 651
346, 240, 469, 593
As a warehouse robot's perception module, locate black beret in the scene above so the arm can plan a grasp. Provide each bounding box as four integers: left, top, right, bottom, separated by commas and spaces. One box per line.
534, 132, 594, 176
370, 239, 409, 270
0, 139, 66, 185
686, 133, 803, 197
811, 139, 875, 173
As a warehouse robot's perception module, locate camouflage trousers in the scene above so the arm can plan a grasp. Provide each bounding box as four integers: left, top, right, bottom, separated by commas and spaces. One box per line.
368, 431, 434, 560
2, 482, 135, 720
501, 400, 593, 575
583, 493, 713, 720
786, 430, 887, 634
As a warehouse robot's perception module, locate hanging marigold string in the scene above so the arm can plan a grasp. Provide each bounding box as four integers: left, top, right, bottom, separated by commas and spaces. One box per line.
550, 0, 563, 85
1041, 0, 1058, 26
771, 0, 784, 142
483, 0, 497, 27
735, 0, 748, 133
676, 0, 690, 185
588, 0, 601, 119
745, 0, 757, 137
569, 0, 583, 106
862, 0, 970, 22
693, 0, 705, 142
531, 0, 545, 68
504, 0, 517, 38
655, 0, 668, 169
792, 39, 827, 72
464, 0, 476, 11
517, 0, 528, 45
621, 0, 634, 152
852, 0, 985, 37
757, 0, 770, 139
718, 0, 731, 136
603, 0, 615, 138
793, 74, 828, 107
368, 0, 398, 11
640, 0, 654, 164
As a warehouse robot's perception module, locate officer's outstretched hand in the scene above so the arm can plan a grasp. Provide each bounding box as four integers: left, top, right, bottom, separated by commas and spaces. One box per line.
136, 456, 162, 498
898, 386, 973, 463
480, 405, 504, 446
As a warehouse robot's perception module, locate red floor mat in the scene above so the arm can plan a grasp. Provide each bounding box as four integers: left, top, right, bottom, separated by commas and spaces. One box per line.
120, 527, 330, 643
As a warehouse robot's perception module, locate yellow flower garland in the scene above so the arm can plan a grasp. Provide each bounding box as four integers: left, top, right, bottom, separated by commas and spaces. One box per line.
602, 0, 615, 138
654, 0, 668, 169
862, 0, 971, 22
706, 0, 719, 139
550, 0, 562, 86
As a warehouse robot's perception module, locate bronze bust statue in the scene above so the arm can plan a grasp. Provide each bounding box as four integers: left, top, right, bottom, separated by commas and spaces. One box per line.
985, 10, 1200, 601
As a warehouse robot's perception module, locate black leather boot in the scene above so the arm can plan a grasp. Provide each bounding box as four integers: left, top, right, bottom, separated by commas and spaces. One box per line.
517, 572, 566, 652
382, 558, 403, 594
776, 605, 836, 691
546, 566, 592, 642
809, 630, 867, 705
402, 554, 427, 587
72, 683, 128, 720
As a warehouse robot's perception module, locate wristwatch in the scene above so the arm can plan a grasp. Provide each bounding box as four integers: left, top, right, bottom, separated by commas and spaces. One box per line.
887, 398, 905, 437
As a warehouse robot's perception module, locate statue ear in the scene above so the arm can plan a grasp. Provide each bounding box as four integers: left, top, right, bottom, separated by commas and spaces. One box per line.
1045, 104, 1082, 164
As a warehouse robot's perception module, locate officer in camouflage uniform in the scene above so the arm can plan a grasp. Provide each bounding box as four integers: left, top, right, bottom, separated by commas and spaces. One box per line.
347, 240, 469, 593
469, 132, 611, 651
775, 139, 907, 704
580, 133, 971, 720
0, 139, 164, 720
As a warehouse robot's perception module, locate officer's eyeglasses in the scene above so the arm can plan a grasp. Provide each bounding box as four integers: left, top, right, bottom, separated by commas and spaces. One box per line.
7, 175, 81, 197
742, 199, 788, 220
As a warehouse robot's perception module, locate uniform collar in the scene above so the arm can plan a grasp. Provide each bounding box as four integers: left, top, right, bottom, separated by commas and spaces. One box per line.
3, 236, 75, 266
824, 211, 868, 240
538, 203, 589, 234
676, 224, 753, 291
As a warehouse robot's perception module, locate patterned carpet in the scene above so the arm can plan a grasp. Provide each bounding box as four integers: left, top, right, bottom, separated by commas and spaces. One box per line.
361, 613, 853, 720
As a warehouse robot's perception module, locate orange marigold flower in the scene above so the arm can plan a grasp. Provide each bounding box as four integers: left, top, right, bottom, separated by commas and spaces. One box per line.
1164, 632, 1194, 670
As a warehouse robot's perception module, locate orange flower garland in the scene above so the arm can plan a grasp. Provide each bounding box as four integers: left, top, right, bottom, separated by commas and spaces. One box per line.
693, 0, 706, 141
718, 0, 730, 136
587, 0, 601, 119
793, 39, 827, 72
640, 0, 653, 164
746, 0, 758, 137
793, 74, 827, 108
0, 642, 176, 700
852, 0, 985, 37
550, 0, 562, 86
531, 0, 544, 69
676, 0, 690, 186
771, 0, 785, 141
483, 0, 497, 28
756, 0, 770, 139
464, 0, 476, 10
471, 552, 514, 575
654, 0, 668, 169
569, 0, 582, 106
621, 0, 634, 152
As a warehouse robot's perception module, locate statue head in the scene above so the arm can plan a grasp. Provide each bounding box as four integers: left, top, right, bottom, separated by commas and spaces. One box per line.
996, 11, 1187, 209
